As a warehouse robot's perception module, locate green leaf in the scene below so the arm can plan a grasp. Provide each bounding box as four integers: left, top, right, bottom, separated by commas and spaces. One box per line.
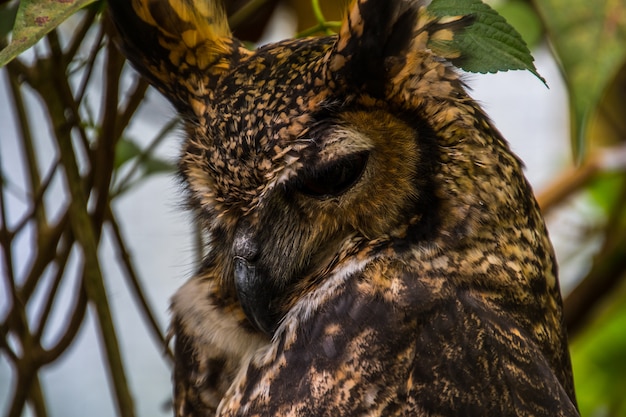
0, 1, 18, 40
571, 295, 626, 416
143, 157, 175, 176
114, 137, 143, 170
427, 0, 545, 85
0, 0, 97, 68
114, 137, 175, 195
494, 0, 542, 50
588, 172, 626, 215
534, 0, 626, 160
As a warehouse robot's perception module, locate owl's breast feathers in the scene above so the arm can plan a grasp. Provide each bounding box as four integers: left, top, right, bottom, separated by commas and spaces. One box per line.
107, 0, 579, 415
211, 255, 577, 416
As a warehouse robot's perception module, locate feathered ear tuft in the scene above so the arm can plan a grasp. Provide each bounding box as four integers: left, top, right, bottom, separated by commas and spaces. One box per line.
326, 0, 419, 96
325, 0, 472, 96
108, 0, 245, 115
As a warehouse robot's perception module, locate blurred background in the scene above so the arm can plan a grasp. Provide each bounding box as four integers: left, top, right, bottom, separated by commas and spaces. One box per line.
1, 0, 625, 416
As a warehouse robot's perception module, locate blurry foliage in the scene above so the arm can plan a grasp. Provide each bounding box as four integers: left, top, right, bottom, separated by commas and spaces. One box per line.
534, 0, 626, 159
0, 0, 626, 416
572, 286, 626, 417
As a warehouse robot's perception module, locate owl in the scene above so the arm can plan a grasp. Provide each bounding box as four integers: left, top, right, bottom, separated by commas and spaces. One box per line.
108, 0, 579, 415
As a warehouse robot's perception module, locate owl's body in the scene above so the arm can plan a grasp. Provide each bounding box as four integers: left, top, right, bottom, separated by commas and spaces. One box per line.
108, 0, 579, 415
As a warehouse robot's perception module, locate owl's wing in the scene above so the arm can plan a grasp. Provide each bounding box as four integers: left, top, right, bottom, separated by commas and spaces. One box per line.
218, 259, 579, 417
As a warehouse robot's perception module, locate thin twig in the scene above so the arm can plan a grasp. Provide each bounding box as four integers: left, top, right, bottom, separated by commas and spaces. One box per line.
32, 235, 73, 342
305, 0, 338, 35
19, 213, 69, 301
537, 145, 626, 214
228, 0, 271, 29
41, 280, 88, 364
27, 376, 49, 417
64, 9, 98, 62
193, 220, 204, 269
0, 141, 16, 290
92, 28, 125, 229
115, 75, 150, 139
6, 62, 46, 229
9, 158, 60, 237
297, 21, 341, 38
75, 24, 106, 108
311, 0, 327, 25
7, 368, 36, 417
565, 231, 626, 336
107, 205, 175, 363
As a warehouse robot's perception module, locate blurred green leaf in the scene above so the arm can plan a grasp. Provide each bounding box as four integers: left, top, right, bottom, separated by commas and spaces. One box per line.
143, 157, 175, 176
114, 137, 143, 170
113, 137, 175, 195
494, 0, 542, 50
587, 172, 626, 216
0, 0, 97, 67
0, 1, 18, 40
114, 137, 174, 175
571, 290, 626, 417
533, 0, 626, 160
428, 0, 546, 84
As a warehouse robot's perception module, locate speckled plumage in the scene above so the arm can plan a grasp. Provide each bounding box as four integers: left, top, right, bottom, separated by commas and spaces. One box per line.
108, 0, 579, 415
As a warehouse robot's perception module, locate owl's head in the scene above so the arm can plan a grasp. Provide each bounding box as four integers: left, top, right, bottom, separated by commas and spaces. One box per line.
110, 0, 536, 335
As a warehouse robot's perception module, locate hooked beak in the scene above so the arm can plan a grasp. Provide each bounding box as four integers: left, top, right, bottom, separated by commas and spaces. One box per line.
233, 225, 280, 336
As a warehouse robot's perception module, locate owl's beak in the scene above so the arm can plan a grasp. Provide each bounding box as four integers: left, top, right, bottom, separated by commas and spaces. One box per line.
233, 225, 279, 336
233, 256, 274, 335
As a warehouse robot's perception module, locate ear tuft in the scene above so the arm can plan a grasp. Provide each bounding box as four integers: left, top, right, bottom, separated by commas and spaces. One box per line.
325, 0, 473, 96
327, 0, 419, 96
108, 0, 243, 115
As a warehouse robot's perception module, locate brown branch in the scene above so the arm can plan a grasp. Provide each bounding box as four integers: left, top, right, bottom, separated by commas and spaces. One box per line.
40, 279, 88, 364
75, 24, 106, 110
537, 145, 626, 214
228, 0, 271, 30
536, 155, 601, 214
46, 30, 93, 162
9, 158, 60, 237
0, 322, 18, 362
5, 55, 34, 85
193, 219, 205, 269
35, 32, 138, 417
564, 175, 626, 336
19, 213, 70, 301
115, 75, 150, 139
64, 9, 98, 63
4, 279, 39, 417
27, 375, 49, 417
54, 111, 137, 417
6, 363, 37, 417
564, 235, 626, 337
92, 27, 125, 229
6, 62, 47, 229
32, 234, 73, 342
0, 148, 16, 291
